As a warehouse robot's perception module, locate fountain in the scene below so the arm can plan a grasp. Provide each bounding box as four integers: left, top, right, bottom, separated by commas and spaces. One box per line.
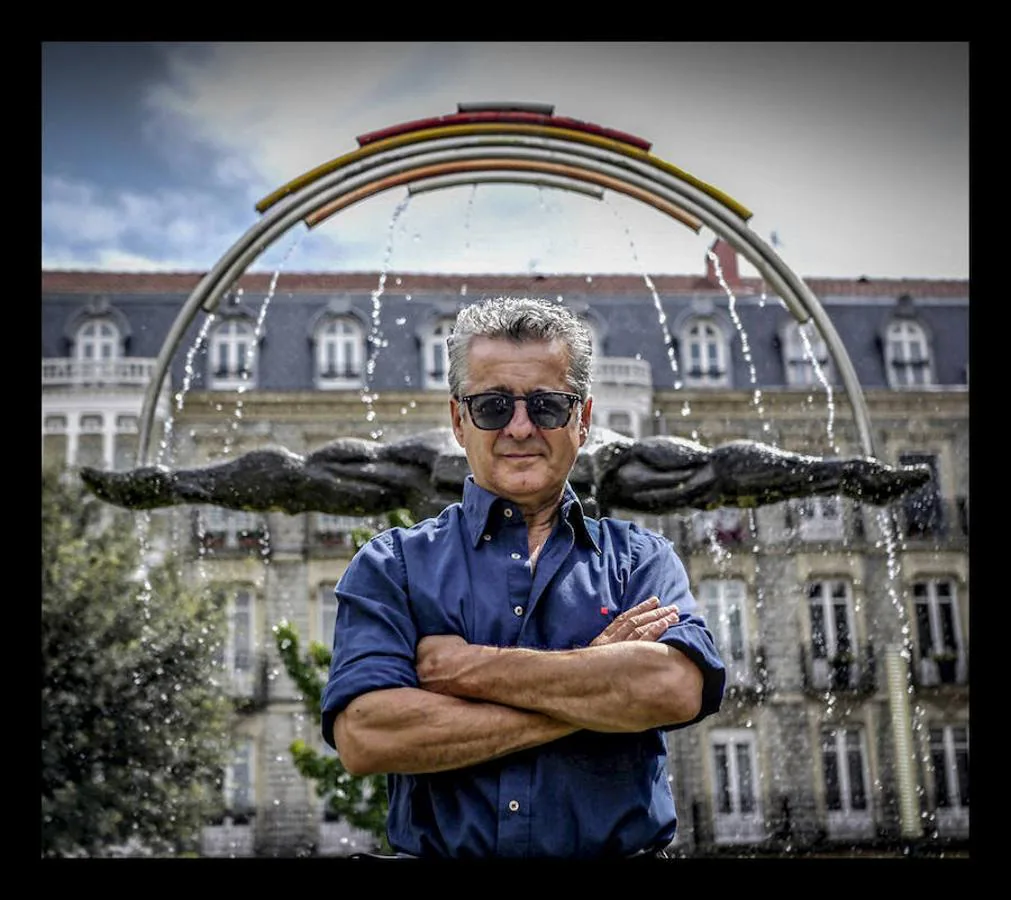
80, 426, 930, 522
73, 102, 959, 855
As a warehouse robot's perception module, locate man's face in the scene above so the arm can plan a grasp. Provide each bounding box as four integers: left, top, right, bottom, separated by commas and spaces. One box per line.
450, 336, 592, 511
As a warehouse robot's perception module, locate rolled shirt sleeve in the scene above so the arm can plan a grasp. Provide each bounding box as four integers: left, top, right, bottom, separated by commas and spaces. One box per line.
622, 525, 727, 728
321, 530, 418, 749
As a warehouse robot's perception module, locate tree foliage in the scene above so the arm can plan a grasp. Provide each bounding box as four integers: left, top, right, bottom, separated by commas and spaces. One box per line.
41, 467, 232, 857
273, 509, 414, 850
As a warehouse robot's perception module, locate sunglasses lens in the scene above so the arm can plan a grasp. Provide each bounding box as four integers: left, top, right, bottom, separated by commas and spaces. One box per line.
527, 393, 572, 428
469, 393, 514, 429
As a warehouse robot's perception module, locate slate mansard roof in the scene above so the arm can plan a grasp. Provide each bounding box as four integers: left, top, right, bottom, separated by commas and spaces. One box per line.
40, 269, 969, 393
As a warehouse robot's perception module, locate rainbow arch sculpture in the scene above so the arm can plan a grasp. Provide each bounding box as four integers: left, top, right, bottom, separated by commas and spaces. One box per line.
137, 102, 874, 464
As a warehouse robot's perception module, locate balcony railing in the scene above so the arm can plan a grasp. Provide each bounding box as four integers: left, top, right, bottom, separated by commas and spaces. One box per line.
911, 651, 969, 688
42, 357, 157, 388
889, 497, 969, 543
591, 357, 652, 387
800, 642, 877, 694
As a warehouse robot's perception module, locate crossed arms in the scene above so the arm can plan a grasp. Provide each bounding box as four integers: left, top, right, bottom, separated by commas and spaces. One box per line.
333, 598, 703, 776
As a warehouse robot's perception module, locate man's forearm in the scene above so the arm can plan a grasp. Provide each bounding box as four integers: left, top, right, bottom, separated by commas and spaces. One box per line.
334, 686, 577, 776
418, 641, 704, 732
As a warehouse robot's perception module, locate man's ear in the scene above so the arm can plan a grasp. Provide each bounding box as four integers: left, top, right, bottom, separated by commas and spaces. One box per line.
450, 397, 466, 448
578, 396, 593, 445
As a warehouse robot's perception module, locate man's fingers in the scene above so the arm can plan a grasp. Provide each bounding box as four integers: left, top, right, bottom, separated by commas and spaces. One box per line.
591, 599, 680, 645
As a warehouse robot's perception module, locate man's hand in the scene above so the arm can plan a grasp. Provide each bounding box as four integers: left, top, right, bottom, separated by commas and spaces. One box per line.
590, 596, 679, 647
416, 634, 470, 695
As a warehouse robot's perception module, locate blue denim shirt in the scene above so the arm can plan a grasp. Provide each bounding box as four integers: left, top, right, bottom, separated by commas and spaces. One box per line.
321, 477, 725, 859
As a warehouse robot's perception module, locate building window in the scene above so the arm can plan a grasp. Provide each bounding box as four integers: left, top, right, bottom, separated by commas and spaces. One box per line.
782, 320, 831, 387
314, 513, 379, 548
198, 507, 267, 552
607, 410, 634, 437
43, 414, 69, 469
930, 725, 969, 810
914, 578, 964, 685
681, 318, 729, 387
821, 728, 870, 814
77, 413, 105, 469
697, 579, 748, 685
319, 582, 339, 652
76, 318, 120, 362
808, 579, 857, 689
897, 452, 942, 538
421, 317, 455, 390
212, 585, 255, 696
710, 728, 764, 844
221, 737, 256, 824
113, 414, 139, 471
691, 507, 745, 546
210, 319, 257, 390
316, 316, 364, 389
793, 496, 843, 542
885, 320, 933, 388
809, 579, 854, 660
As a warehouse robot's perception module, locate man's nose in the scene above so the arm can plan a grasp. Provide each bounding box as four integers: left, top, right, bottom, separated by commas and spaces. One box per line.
502, 397, 536, 436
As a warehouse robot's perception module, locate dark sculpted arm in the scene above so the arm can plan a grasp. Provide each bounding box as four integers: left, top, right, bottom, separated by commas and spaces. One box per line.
80, 426, 931, 518
592, 436, 932, 512
78, 429, 461, 519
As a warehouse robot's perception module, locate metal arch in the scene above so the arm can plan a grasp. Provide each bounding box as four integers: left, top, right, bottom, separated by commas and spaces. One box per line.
137, 113, 876, 464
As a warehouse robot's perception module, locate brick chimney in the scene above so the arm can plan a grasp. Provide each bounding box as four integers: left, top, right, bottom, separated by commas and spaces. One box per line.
705, 238, 741, 287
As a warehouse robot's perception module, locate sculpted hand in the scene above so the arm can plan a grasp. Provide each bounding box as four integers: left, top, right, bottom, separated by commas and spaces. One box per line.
590, 596, 680, 647
416, 634, 471, 695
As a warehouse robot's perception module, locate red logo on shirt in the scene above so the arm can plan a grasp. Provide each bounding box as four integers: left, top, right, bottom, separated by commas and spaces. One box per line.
600, 606, 608, 615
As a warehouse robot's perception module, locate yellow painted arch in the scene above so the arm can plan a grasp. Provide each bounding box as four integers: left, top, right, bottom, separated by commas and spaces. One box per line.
255, 122, 752, 222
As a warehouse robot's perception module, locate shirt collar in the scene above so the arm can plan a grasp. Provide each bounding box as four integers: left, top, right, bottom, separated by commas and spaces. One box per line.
461, 476, 601, 555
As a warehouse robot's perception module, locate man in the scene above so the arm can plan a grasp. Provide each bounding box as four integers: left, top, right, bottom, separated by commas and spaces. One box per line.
320, 296, 726, 859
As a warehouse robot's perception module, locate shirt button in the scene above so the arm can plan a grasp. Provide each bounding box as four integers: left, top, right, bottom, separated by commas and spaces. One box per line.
508, 800, 520, 812
511, 552, 521, 560
503, 508, 513, 518
513, 605, 523, 616
483, 534, 491, 541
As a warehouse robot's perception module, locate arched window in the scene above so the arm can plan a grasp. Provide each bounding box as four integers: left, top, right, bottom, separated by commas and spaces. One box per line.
316, 316, 364, 389
681, 317, 729, 387
421, 317, 456, 390
210, 319, 257, 390
782, 320, 832, 387
75, 317, 120, 362
885, 320, 933, 387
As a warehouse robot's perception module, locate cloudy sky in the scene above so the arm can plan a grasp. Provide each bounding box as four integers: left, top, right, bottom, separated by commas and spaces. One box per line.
41, 42, 969, 281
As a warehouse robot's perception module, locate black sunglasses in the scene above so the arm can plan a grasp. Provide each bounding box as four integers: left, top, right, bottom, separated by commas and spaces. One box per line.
460, 390, 582, 431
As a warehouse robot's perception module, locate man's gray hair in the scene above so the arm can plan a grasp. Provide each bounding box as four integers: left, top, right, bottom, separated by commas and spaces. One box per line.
447, 296, 594, 400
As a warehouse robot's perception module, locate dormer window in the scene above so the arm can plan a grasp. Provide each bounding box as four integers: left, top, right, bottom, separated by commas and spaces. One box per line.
885, 320, 933, 388
782, 320, 832, 387
315, 316, 364, 389
209, 319, 257, 390
76, 317, 120, 363
681, 317, 730, 387
421, 317, 456, 390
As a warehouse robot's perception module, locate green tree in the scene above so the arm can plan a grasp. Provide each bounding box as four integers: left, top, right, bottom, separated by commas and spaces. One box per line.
41, 467, 232, 857
274, 510, 414, 850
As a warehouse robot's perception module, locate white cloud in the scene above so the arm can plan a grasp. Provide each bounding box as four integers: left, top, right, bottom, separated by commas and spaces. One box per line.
45, 42, 968, 278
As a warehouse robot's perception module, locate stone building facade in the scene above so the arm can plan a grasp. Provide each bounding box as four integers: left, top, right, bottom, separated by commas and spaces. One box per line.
41, 247, 968, 856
